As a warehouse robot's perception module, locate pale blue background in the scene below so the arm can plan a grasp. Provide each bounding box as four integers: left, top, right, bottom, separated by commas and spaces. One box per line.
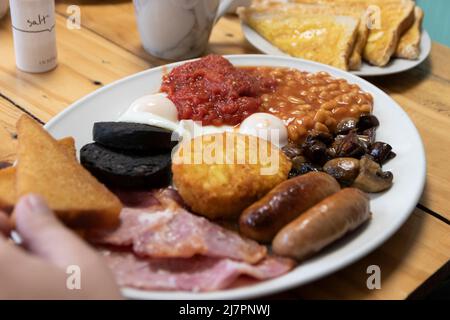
416, 0, 450, 47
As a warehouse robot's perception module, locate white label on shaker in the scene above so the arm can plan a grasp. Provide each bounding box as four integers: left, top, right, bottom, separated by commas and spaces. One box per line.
9, 0, 58, 73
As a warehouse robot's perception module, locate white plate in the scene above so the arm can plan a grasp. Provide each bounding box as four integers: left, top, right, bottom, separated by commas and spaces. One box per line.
242, 22, 432, 77
45, 55, 426, 300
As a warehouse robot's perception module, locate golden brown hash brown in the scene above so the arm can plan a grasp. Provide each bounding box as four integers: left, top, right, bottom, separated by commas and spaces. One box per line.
172, 132, 292, 220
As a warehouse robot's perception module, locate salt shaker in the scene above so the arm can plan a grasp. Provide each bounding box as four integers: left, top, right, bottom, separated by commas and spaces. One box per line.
9, 0, 57, 73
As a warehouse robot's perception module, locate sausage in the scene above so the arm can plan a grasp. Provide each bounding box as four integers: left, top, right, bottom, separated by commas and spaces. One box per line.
239, 172, 340, 243
272, 188, 371, 261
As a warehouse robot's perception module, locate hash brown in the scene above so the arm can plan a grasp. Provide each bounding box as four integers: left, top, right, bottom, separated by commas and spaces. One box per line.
172, 132, 292, 220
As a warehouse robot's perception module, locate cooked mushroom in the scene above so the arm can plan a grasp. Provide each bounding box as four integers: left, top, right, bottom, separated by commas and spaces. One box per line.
288, 162, 322, 178
352, 156, 393, 193
306, 131, 334, 145
333, 131, 367, 158
357, 115, 379, 132
291, 155, 307, 170
301, 140, 330, 165
360, 127, 377, 145
323, 158, 360, 186
336, 118, 358, 135
326, 146, 337, 158
282, 143, 302, 159
369, 142, 396, 164
356, 134, 372, 149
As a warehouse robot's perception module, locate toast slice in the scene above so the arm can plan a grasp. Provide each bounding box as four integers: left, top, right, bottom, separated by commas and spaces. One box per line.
396, 6, 423, 59
0, 137, 77, 212
363, 0, 415, 66
292, 0, 416, 66
239, 4, 359, 70
15, 116, 121, 229
247, 1, 368, 70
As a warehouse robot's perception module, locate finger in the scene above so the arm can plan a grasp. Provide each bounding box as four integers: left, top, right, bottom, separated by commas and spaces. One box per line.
0, 239, 118, 300
0, 211, 12, 236
14, 194, 122, 298
0, 238, 81, 300
14, 194, 101, 268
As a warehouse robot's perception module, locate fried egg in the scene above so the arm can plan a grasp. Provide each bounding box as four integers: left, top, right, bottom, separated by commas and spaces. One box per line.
239, 113, 288, 147
118, 93, 179, 131
118, 94, 288, 147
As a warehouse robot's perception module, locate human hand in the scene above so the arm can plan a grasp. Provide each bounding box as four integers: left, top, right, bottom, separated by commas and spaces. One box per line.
0, 194, 122, 300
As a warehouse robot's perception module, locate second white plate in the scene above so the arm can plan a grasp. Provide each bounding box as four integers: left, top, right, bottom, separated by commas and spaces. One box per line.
242, 22, 432, 77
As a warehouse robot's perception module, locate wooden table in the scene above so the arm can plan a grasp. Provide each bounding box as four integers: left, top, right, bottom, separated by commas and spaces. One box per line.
1, 1, 449, 300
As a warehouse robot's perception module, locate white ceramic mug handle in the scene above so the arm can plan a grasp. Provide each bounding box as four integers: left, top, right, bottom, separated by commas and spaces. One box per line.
214, 0, 235, 24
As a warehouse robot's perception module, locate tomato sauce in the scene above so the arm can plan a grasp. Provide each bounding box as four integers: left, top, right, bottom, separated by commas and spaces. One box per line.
161, 55, 276, 126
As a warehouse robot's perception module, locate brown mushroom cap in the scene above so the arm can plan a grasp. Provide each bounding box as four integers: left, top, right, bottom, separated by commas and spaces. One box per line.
323, 157, 360, 186
352, 156, 393, 193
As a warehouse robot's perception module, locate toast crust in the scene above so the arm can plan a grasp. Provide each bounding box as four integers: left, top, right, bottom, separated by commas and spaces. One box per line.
395, 6, 423, 59
349, 19, 369, 70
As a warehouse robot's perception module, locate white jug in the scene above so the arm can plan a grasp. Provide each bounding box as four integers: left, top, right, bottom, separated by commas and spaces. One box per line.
133, 0, 239, 60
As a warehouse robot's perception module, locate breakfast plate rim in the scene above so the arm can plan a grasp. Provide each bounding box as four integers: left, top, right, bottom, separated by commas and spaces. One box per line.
45, 54, 426, 300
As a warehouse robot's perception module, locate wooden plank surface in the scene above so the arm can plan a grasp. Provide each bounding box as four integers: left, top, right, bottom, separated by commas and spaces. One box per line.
0, 14, 149, 122
0, 97, 25, 134
0, 98, 21, 164
0, 1, 449, 299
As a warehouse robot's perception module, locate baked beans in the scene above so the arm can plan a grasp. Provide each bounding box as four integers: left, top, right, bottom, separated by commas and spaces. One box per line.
244, 67, 373, 143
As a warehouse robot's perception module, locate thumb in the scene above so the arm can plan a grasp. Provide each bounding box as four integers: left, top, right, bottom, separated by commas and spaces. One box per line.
14, 194, 101, 269
13, 194, 122, 299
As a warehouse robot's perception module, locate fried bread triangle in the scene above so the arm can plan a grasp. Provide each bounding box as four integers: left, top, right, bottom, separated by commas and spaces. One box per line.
15, 116, 121, 228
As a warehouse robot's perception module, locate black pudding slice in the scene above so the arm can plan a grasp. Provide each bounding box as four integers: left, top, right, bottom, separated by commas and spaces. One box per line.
80, 143, 171, 189
93, 122, 178, 151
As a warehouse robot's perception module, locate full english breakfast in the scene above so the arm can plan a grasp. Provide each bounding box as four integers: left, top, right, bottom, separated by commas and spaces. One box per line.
239, 0, 424, 70
0, 55, 397, 293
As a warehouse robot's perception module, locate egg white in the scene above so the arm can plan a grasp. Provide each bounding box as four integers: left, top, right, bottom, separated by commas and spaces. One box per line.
118, 94, 288, 147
